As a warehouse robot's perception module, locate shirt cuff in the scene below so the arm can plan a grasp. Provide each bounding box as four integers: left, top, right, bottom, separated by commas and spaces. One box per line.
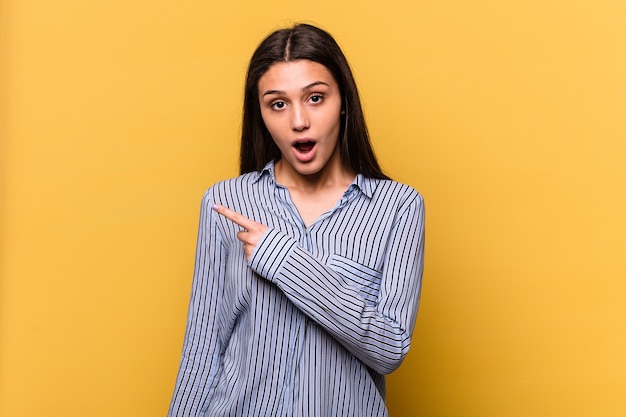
248, 228, 297, 283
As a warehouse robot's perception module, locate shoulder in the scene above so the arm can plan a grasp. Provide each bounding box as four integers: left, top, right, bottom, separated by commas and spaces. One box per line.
208, 172, 259, 193
369, 179, 424, 228
369, 178, 423, 209
200, 171, 266, 208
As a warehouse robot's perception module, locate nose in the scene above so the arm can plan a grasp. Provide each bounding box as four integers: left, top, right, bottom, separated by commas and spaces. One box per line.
290, 103, 309, 131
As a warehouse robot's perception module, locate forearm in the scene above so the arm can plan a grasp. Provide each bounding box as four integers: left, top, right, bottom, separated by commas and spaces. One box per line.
249, 195, 425, 374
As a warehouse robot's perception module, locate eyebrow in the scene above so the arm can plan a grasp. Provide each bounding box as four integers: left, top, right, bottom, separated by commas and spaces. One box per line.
262, 81, 330, 97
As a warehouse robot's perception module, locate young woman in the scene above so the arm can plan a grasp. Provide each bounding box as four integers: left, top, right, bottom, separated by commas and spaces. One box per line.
168, 23, 425, 417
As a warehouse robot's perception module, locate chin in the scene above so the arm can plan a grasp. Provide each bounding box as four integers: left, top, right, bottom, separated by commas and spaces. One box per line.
296, 167, 322, 177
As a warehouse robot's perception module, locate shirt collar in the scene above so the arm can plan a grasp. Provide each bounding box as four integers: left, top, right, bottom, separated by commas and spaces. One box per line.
251, 161, 276, 184
251, 160, 377, 198
353, 173, 376, 198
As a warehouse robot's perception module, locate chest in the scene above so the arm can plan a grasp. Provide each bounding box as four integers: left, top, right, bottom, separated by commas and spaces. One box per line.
288, 187, 347, 228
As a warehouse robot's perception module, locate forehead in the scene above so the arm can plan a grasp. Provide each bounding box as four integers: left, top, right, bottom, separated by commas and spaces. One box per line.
258, 60, 337, 92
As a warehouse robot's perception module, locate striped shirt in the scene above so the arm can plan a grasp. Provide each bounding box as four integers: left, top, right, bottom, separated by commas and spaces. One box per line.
168, 162, 425, 417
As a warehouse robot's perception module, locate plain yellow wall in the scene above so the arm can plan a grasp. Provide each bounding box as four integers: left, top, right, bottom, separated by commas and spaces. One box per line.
2, 0, 625, 416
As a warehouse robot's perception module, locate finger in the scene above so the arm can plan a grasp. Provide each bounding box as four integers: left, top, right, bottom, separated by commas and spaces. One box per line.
212, 204, 256, 230
237, 230, 251, 244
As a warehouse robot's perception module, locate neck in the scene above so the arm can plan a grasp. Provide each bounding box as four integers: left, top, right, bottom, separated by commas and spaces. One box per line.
274, 154, 355, 193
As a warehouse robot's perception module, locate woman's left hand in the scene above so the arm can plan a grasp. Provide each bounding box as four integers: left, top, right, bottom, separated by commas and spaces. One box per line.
212, 204, 269, 260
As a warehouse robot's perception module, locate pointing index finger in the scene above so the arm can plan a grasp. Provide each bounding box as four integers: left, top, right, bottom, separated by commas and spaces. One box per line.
212, 204, 255, 230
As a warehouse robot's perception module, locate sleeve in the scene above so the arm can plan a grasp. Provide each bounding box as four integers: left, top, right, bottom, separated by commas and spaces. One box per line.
248, 193, 425, 375
168, 191, 225, 417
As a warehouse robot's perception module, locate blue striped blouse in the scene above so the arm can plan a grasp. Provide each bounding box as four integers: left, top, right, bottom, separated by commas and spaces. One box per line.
168, 162, 425, 417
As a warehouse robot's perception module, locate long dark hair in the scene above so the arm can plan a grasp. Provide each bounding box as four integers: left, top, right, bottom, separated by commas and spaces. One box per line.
240, 24, 388, 180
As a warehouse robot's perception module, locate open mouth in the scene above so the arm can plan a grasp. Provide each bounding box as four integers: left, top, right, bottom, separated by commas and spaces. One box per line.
294, 141, 315, 154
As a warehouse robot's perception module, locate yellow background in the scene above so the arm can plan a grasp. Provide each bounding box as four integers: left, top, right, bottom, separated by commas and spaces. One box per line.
1, 0, 625, 416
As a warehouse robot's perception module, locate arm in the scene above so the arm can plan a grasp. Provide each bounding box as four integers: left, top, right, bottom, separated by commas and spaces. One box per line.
249, 193, 425, 374
168, 191, 224, 417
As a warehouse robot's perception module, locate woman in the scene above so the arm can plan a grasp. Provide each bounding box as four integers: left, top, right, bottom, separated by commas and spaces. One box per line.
168, 23, 425, 417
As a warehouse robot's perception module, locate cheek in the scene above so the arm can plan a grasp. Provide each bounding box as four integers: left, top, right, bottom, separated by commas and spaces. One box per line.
265, 123, 285, 143
321, 102, 343, 130
261, 115, 290, 148
322, 112, 342, 135
260, 111, 280, 136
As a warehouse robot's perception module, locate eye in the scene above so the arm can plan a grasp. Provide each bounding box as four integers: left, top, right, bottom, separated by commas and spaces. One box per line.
309, 94, 324, 104
270, 101, 287, 110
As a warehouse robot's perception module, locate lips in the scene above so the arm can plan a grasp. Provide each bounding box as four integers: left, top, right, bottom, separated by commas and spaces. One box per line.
292, 139, 317, 162
294, 141, 315, 153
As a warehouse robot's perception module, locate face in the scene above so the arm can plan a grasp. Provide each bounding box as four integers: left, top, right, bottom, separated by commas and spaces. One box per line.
258, 59, 343, 179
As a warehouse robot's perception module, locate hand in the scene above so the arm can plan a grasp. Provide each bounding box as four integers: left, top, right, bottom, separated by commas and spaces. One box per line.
212, 204, 269, 260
